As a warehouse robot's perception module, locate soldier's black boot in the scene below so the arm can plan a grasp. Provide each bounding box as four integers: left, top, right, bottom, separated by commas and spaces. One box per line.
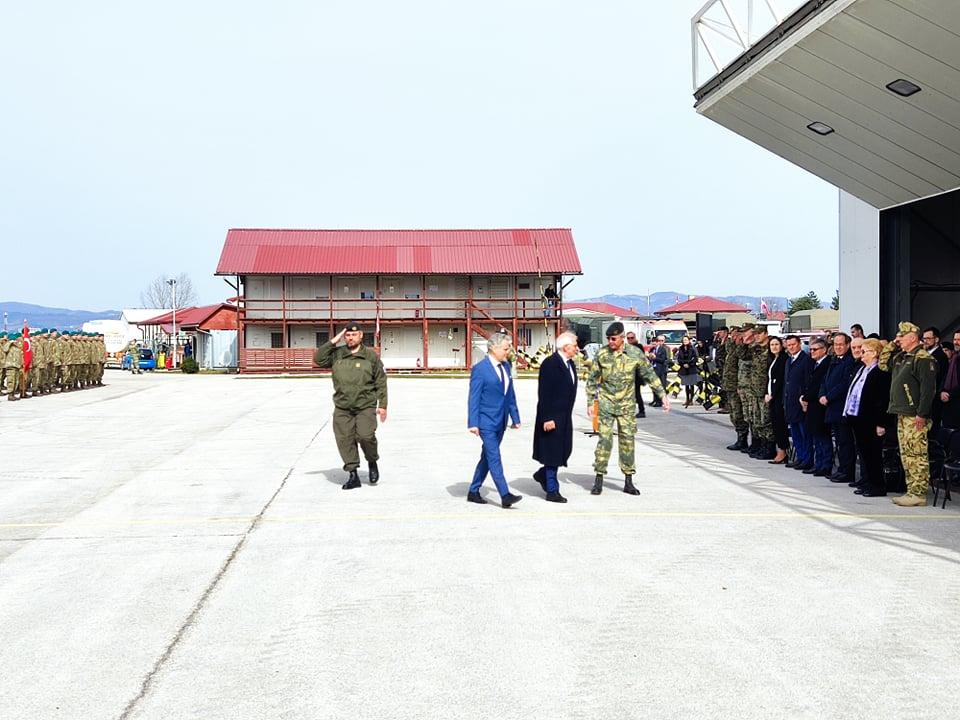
726, 431, 747, 451
749, 437, 764, 458
744, 434, 759, 455
591, 474, 603, 495
342, 470, 361, 490
623, 475, 640, 496
759, 441, 777, 460
368, 461, 379, 485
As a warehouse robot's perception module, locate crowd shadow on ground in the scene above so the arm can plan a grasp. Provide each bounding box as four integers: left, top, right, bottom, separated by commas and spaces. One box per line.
636, 406, 960, 564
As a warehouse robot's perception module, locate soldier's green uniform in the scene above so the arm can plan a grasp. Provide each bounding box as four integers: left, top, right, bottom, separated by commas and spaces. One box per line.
95, 334, 105, 385
723, 331, 749, 449
736, 326, 756, 450
587, 325, 665, 494
313, 322, 388, 486
747, 333, 774, 456
5, 332, 24, 400
30, 329, 47, 395
47, 330, 61, 392
881, 322, 938, 505
0, 333, 8, 394
128, 341, 142, 375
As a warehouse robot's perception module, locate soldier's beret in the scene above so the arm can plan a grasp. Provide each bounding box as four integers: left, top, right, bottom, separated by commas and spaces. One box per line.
0, 332, 6, 339
344, 321, 362, 332
605, 321, 625, 337
754, 324, 769, 334
9, 332, 20, 340
741, 323, 755, 330
898, 321, 920, 336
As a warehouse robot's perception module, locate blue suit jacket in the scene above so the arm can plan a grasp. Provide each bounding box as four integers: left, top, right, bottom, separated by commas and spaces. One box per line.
820, 353, 856, 424
468, 357, 520, 431
784, 351, 813, 425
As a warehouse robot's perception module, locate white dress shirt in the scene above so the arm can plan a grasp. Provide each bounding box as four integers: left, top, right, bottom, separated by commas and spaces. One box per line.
488, 354, 508, 394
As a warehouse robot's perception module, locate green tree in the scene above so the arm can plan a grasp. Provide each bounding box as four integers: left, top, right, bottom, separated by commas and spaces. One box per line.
787, 290, 822, 315
831, 290, 839, 311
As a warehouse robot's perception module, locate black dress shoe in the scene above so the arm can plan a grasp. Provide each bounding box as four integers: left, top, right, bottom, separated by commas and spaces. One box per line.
467, 491, 487, 504
861, 490, 887, 497
847, 480, 861, 487
532, 468, 547, 490
802, 466, 818, 475
501, 493, 523, 508
796, 463, 813, 472
368, 461, 380, 484
829, 475, 849, 483
853, 488, 865, 495
813, 469, 831, 477
342, 470, 361, 490
545, 491, 567, 503
636, 412, 646, 419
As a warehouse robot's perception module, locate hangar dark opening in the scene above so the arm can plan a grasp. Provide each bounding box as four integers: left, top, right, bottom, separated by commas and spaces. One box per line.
880, 188, 960, 339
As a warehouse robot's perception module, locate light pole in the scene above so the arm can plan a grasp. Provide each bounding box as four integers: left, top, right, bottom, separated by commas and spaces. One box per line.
167, 278, 178, 368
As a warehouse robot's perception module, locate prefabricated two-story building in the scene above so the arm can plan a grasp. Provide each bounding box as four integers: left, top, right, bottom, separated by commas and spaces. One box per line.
214, 228, 583, 372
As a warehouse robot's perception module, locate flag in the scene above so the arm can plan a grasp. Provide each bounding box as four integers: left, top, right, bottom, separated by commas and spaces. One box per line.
760, 298, 769, 315
22, 322, 32, 373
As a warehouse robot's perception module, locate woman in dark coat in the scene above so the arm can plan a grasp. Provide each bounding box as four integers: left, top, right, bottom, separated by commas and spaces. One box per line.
532, 334, 580, 502
843, 338, 895, 496
765, 336, 789, 464
676, 336, 699, 408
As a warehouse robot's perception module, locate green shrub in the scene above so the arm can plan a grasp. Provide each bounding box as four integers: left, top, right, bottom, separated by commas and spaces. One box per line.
181, 356, 200, 374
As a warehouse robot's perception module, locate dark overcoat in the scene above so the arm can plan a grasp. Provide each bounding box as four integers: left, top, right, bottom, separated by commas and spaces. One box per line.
784, 350, 813, 425
532, 352, 578, 467
803, 358, 831, 436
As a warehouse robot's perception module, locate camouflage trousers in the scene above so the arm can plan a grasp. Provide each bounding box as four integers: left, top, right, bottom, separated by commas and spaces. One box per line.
4, 369, 21, 398
743, 393, 772, 441
593, 408, 637, 475
738, 388, 755, 430
897, 415, 929, 496
726, 384, 748, 432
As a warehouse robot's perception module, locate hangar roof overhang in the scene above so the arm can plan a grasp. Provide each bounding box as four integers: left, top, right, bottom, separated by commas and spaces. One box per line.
692, 0, 960, 210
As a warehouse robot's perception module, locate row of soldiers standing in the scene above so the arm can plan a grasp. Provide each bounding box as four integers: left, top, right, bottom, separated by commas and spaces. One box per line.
721, 323, 777, 459
0, 330, 106, 401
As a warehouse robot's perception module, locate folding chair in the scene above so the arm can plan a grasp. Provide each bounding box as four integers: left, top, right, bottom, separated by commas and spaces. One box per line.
933, 428, 960, 509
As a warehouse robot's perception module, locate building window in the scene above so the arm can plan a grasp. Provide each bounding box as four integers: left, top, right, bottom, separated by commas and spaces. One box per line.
360, 291, 375, 300
518, 327, 532, 346
518, 282, 531, 290
270, 332, 283, 349
315, 331, 329, 347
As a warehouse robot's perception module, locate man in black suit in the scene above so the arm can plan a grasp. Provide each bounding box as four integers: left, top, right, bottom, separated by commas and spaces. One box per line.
783, 336, 813, 469
819, 333, 856, 483
648, 336, 670, 407
802, 339, 833, 477
923, 327, 949, 432
532, 332, 581, 503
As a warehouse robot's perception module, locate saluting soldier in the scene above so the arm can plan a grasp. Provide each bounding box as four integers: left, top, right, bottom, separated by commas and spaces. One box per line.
586, 322, 670, 496
313, 321, 388, 490
880, 321, 939, 507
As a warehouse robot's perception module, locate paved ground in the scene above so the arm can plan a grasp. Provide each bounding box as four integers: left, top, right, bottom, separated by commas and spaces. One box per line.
2, 370, 959, 720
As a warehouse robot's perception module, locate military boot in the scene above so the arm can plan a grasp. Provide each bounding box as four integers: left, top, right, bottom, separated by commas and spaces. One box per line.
368, 461, 379, 485
342, 470, 361, 490
892, 494, 928, 507
726, 431, 748, 451
591, 474, 603, 495
623, 475, 640, 496
746, 435, 762, 456
758, 441, 777, 460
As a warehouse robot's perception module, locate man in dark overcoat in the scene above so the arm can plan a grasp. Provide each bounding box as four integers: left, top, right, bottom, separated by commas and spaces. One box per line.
532, 332, 581, 503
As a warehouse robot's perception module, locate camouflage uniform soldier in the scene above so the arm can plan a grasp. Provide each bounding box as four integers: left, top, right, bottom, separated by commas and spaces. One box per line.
5, 332, 24, 401
587, 322, 670, 496
48, 330, 62, 392
95, 334, 105, 386
59, 332, 72, 391
880, 321, 938, 507
723, 328, 749, 450
0, 332, 8, 395
30, 329, 47, 395
737, 324, 757, 453
128, 340, 142, 375
747, 325, 776, 459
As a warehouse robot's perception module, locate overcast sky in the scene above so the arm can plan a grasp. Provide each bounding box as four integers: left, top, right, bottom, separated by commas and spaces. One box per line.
1, 1, 838, 310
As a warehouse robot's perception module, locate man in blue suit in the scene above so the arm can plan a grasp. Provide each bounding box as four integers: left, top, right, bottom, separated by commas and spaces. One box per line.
467, 332, 523, 508
819, 333, 856, 483
784, 336, 814, 470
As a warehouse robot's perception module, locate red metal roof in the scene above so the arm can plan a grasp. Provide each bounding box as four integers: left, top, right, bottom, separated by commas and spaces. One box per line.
215, 229, 582, 275
564, 302, 641, 317
139, 304, 235, 329
656, 296, 749, 314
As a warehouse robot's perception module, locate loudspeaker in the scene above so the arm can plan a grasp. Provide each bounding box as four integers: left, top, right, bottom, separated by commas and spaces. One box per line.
696, 313, 713, 343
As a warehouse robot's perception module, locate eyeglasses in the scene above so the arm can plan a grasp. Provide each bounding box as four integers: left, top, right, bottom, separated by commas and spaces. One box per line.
811, 346, 826, 353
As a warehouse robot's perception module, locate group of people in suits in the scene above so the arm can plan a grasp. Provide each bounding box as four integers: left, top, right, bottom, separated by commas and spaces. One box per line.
750, 322, 943, 505
466, 331, 579, 507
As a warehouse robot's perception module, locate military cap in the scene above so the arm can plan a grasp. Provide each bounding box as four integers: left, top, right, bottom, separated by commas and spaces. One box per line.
754, 324, 769, 334
605, 321, 625, 337
0, 332, 6, 339
344, 321, 362, 332
897, 321, 920, 336
741, 323, 755, 330
9, 332, 20, 340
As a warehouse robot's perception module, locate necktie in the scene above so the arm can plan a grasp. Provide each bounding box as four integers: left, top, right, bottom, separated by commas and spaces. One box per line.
498, 363, 507, 394
567, 359, 576, 383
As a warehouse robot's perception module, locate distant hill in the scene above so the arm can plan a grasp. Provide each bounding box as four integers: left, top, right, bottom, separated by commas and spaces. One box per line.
0, 302, 121, 331
570, 292, 794, 315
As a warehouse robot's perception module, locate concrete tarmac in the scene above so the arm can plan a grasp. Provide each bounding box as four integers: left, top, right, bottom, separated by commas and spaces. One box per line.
1, 371, 959, 720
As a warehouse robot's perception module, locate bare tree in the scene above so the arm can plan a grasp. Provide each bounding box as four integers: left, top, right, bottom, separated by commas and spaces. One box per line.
140, 273, 199, 309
